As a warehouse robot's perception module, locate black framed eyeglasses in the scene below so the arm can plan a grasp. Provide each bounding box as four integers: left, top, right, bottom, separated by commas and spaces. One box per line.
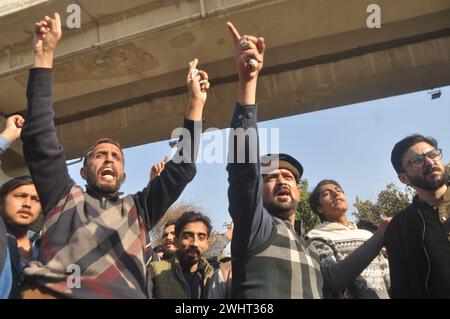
405, 148, 442, 168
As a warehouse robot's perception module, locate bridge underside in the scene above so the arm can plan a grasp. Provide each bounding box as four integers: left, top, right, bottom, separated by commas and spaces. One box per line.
0, 0, 449, 178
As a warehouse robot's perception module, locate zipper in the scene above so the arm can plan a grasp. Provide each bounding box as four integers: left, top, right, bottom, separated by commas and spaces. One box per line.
100, 196, 106, 209
417, 208, 431, 298
175, 262, 190, 298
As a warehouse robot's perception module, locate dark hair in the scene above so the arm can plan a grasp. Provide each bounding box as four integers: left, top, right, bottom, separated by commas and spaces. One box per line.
164, 220, 177, 230
309, 179, 343, 222
391, 134, 438, 173
83, 138, 124, 167
0, 175, 34, 205
174, 211, 212, 239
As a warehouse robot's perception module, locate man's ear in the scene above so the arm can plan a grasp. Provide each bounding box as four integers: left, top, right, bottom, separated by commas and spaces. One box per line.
398, 173, 409, 185
317, 205, 323, 214
121, 172, 126, 184
80, 167, 87, 180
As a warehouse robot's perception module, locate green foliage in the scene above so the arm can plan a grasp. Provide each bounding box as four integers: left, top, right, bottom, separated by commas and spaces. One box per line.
353, 183, 414, 223
296, 179, 320, 234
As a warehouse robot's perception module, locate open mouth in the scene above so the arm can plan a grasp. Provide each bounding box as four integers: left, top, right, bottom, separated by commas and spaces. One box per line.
275, 188, 291, 198
99, 167, 116, 181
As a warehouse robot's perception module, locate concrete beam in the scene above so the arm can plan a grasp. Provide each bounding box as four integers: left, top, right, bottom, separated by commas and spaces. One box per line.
0, 0, 448, 173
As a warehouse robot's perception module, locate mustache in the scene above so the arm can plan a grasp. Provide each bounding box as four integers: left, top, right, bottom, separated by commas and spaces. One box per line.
424, 166, 441, 176
273, 185, 292, 195
187, 247, 200, 255
17, 209, 32, 217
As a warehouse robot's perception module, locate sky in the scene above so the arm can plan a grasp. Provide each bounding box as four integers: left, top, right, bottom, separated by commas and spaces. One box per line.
67, 85, 450, 233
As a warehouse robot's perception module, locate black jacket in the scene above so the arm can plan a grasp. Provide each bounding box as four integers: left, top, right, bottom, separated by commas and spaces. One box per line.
385, 199, 431, 298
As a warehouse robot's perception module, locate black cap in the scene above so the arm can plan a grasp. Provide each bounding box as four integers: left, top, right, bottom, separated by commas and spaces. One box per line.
260, 153, 304, 182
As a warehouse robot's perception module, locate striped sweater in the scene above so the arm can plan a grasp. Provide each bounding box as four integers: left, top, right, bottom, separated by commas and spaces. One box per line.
307, 222, 390, 299
22, 68, 199, 298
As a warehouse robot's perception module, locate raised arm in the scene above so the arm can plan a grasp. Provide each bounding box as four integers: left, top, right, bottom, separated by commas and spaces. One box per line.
22, 13, 73, 213
225, 22, 273, 256
137, 59, 209, 227
0, 115, 24, 154
0, 115, 22, 298
149, 156, 169, 181
33, 13, 62, 68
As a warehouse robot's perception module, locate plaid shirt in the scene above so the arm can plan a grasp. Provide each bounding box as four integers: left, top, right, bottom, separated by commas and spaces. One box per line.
227, 104, 323, 298
22, 68, 198, 298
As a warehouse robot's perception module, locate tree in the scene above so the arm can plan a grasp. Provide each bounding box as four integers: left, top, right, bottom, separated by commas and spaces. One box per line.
353, 183, 414, 223
296, 179, 320, 234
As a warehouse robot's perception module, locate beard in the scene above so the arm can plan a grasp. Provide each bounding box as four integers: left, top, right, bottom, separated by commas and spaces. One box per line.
5, 216, 34, 229
178, 248, 200, 269
265, 197, 299, 220
162, 245, 176, 259
86, 167, 122, 195
407, 166, 448, 191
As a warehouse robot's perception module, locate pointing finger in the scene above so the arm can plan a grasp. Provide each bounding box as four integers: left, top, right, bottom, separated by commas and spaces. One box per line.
53, 12, 62, 34
226, 21, 241, 43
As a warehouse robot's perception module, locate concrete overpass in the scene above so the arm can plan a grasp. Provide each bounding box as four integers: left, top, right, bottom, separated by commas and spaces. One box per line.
0, 0, 449, 179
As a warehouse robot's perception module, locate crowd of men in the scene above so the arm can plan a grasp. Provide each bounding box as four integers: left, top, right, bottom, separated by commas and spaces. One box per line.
0, 12, 448, 299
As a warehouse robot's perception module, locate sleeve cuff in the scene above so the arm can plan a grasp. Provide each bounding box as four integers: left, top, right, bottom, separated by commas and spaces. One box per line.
230, 103, 257, 129
0, 135, 11, 154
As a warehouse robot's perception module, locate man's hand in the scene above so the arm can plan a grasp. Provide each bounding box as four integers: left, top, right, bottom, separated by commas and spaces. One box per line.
150, 156, 169, 181
376, 216, 392, 236
224, 222, 234, 241
33, 12, 62, 68
185, 58, 210, 121
226, 22, 265, 105
1, 115, 25, 143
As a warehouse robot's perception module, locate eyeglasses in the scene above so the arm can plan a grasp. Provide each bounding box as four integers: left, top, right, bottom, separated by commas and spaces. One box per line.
404, 148, 442, 168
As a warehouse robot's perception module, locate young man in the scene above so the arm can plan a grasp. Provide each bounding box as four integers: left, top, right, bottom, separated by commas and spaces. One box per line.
149, 211, 215, 299
21, 13, 209, 298
225, 22, 323, 298
1, 176, 41, 299
0, 114, 26, 298
307, 180, 391, 299
386, 134, 449, 298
